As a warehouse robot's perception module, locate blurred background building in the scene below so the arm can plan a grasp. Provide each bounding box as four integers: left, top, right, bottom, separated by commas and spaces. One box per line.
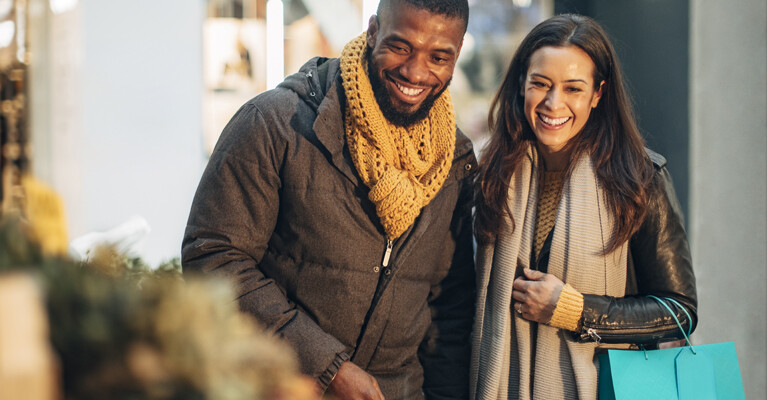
0, 0, 763, 397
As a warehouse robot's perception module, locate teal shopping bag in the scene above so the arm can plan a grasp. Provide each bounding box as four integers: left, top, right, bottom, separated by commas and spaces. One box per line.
598, 342, 745, 400
597, 297, 746, 400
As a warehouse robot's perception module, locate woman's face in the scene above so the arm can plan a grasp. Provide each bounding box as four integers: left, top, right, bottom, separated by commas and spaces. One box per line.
522, 45, 603, 157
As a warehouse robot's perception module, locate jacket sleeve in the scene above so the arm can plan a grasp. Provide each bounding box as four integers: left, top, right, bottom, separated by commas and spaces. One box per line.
419, 150, 477, 400
182, 103, 348, 389
578, 165, 698, 345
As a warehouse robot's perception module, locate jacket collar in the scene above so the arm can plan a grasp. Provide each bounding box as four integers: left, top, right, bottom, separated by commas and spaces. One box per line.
311, 58, 361, 185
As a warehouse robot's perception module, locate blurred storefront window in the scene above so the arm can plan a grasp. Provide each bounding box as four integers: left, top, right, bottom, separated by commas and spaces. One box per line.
203, 0, 338, 154
454, 0, 552, 148
202, 0, 552, 155
203, 0, 265, 154
0, 0, 30, 211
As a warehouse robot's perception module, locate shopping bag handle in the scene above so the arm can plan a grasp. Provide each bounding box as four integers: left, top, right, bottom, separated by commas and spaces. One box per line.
647, 295, 696, 353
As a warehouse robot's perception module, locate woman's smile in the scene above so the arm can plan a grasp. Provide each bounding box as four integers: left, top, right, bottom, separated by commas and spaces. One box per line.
537, 112, 571, 128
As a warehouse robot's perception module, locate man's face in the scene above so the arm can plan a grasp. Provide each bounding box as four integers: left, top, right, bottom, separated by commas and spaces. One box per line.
366, 3, 464, 127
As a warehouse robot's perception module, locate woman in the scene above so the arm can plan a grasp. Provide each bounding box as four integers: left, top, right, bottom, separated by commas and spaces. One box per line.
470, 14, 697, 400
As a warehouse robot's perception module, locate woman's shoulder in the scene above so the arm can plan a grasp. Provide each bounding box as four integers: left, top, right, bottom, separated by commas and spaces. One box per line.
636, 148, 685, 233
643, 148, 675, 192
644, 147, 667, 170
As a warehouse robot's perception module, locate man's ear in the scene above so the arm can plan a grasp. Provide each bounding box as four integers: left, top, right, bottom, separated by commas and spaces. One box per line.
366, 15, 378, 49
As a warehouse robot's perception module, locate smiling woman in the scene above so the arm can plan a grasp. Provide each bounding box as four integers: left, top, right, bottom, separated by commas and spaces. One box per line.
471, 14, 698, 400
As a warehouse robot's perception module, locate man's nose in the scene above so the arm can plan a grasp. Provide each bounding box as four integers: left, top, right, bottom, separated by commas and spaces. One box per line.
399, 54, 429, 85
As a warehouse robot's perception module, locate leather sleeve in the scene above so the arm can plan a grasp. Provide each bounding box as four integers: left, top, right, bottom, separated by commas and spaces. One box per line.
181, 103, 348, 388
419, 144, 477, 400
578, 165, 698, 345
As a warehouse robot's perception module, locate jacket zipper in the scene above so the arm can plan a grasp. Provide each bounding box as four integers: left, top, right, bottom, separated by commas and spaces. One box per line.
581, 323, 685, 343
382, 238, 393, 268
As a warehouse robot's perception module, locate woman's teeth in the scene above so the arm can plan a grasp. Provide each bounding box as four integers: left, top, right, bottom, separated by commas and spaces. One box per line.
539, 113, 570, 126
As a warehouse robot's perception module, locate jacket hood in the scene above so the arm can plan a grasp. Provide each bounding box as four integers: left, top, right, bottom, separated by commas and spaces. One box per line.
278, 56, 339, 112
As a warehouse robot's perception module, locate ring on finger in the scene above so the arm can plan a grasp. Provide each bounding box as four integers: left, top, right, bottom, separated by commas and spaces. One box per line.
516, 303, 523, 314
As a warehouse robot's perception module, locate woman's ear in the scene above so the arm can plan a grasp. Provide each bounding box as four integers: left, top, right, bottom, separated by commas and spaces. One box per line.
519, 74, 526, 97
591, 80, 605, 108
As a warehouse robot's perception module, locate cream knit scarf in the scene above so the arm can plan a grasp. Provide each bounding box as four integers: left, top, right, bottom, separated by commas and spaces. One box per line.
340, 33, 456, 240
471, 144, 630, 400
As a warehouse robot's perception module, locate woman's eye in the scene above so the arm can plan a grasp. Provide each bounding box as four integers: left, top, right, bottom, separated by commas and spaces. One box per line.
531, 81, 547, 88
566, 86, 583, 93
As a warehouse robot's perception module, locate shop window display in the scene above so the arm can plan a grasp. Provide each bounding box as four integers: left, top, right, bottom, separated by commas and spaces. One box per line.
453, 0, 552, 148
202, 0, 552, 155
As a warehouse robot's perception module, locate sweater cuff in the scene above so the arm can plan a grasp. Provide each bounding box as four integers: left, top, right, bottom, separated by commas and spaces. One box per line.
316, 351, 350, 392
548, 283, 584, 331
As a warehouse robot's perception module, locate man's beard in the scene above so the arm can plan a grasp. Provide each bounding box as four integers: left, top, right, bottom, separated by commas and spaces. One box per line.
368, 56, 451, 128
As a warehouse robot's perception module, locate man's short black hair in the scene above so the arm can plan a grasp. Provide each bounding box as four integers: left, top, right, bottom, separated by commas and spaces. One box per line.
377, 0, 469, 31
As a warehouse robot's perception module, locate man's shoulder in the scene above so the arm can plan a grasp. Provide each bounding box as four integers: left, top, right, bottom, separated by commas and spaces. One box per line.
244, 57, 342, 119
454, 127, 475, 159
242, 85, 301, 115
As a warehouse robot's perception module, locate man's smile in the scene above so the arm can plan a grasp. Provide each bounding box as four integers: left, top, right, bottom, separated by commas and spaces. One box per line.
386, 74, 430, 105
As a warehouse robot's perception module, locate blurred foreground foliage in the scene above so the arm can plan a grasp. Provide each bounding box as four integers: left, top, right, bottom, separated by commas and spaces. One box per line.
0, 217, 317, 400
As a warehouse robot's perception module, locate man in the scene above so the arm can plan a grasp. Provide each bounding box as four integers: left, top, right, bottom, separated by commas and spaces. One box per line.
182, 1, 475, 398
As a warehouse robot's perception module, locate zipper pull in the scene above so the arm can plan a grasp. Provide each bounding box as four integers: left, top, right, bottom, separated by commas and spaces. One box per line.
382, 238, 393, 267
587, 328, 602, 343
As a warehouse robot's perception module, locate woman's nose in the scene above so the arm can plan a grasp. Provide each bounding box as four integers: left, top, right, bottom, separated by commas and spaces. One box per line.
544, 88, 565, 110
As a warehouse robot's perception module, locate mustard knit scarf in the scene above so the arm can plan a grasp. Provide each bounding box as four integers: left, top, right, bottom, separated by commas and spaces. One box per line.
340, 33, 456, 240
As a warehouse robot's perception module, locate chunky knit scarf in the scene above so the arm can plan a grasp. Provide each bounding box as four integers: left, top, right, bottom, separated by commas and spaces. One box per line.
470, 145, 630, 400
340, 33, 456, 240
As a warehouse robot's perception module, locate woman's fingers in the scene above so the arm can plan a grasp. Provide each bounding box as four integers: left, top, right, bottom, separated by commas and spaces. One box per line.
523, 268, 546, 280
512, 287, 527, 302
512, 271, 565, 323
512, 276, 529, 291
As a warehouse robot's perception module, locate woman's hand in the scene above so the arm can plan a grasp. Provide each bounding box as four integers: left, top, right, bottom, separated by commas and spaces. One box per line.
512, 268, 564, 324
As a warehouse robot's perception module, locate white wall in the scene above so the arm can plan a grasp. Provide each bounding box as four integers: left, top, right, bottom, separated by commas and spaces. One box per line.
32, 0, 207, 266
689, 1, 767, 398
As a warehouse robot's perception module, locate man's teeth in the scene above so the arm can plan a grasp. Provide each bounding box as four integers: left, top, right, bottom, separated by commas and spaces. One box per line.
396, 82, 424, 96
539, 114, 570, 126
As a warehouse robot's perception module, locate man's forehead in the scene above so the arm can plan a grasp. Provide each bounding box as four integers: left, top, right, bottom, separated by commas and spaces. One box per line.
378, 1, 467, 31
376, 7, 465, 47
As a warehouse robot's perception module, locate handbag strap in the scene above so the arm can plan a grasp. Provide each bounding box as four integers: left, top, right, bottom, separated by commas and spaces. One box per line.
647, 295, 696, 353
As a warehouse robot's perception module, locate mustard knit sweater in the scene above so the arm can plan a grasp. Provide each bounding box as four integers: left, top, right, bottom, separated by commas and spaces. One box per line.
534, 171, 584, 332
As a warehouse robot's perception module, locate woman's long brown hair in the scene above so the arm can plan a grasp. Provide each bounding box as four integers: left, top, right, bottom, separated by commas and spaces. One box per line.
474, 14, 654, 252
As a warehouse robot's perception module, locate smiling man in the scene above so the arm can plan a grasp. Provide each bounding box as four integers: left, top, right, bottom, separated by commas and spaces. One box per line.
182, 1, 475, 399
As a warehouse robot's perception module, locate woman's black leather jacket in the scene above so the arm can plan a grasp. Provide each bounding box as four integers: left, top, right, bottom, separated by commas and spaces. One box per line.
539, 150, 698, 345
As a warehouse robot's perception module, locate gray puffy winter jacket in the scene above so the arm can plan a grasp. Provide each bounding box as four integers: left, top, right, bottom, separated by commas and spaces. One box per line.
182, 56, 477, 400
